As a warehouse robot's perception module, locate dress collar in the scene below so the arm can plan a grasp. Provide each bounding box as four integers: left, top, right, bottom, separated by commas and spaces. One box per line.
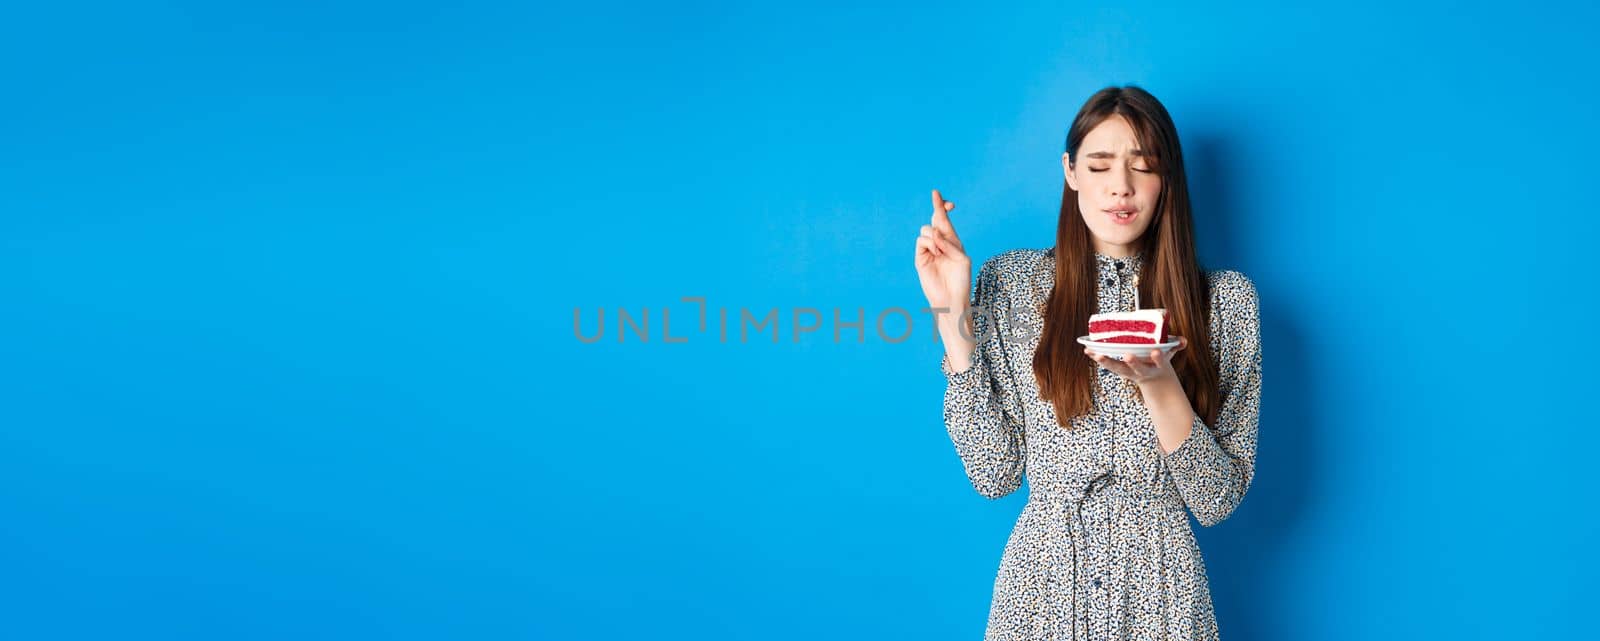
1043, 246, 1147, 276
1093, 248, 1145, 275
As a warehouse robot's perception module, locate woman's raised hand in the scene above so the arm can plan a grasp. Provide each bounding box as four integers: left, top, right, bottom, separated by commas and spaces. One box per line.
914, 189, 972, 315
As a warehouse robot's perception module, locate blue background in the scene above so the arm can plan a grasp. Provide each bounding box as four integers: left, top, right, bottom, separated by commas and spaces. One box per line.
4, 1, 1597, 639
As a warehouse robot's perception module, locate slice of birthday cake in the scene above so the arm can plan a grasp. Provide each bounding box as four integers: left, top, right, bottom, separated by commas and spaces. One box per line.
1087, 308, 1170, 344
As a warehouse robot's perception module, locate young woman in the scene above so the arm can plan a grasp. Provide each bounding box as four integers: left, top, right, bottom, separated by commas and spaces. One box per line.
913, 85, 1262, 641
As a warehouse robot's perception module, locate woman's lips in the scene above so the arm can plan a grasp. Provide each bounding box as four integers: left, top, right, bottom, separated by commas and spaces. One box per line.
1105, 208, 1138, 225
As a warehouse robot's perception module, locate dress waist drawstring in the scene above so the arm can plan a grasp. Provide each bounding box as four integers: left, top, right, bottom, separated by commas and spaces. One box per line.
1027, 471, 1182, 641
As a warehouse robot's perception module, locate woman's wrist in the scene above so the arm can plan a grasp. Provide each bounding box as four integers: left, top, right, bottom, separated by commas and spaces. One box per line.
937, 308, 977, 373
1140, 375, 1196, 454
935, 304, 972, 341
1137, 373, 1185, 398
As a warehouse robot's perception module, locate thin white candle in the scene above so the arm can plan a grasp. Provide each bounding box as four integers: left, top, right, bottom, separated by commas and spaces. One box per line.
1133, 272, 1140, 310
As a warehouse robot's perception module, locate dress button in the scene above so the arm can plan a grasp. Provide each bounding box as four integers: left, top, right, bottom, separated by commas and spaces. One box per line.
1092, 577, 1103, 588
1104, 277, 1113, 287
1113, 261, 1123, 270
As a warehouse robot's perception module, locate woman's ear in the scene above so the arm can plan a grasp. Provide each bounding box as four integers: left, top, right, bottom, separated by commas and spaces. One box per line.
1061, 151, 1078, 192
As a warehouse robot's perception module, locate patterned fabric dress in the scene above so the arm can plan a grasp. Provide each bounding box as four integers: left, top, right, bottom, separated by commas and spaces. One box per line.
940, 247, 1262, 641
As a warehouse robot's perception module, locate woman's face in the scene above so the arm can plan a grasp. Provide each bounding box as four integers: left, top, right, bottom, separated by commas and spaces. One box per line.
1063, 115, 1162, 256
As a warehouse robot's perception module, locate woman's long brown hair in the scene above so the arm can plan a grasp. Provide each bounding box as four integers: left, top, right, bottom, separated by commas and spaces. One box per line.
1032, 85, 1221, 428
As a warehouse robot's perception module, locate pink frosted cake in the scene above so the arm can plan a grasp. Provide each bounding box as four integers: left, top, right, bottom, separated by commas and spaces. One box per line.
1087, 308, 1170, 344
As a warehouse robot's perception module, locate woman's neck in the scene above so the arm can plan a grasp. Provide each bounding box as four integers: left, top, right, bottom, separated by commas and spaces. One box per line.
1092, 242, 1145, 260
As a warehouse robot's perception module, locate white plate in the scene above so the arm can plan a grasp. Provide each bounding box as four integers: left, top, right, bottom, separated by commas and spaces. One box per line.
1076, 335, 1182, 360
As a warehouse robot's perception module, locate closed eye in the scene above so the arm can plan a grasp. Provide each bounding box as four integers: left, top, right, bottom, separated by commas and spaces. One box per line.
1088, 168, 1155, 173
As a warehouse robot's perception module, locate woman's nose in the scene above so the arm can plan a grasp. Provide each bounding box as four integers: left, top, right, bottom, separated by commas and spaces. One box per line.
1107, 169, 1133, 197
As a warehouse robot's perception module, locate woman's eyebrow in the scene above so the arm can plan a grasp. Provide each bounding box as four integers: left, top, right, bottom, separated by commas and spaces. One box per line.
1084, 149, 1152, 159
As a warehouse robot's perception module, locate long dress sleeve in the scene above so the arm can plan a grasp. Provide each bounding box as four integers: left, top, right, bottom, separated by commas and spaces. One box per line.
1161, 270, 1262, 527
941, 254, 1030, 499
